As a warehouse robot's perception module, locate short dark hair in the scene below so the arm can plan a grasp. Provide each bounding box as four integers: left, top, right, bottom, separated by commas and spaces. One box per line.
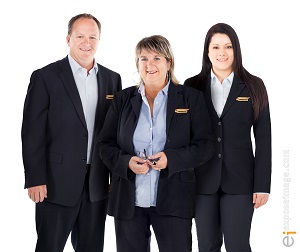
68, 13, 101, 36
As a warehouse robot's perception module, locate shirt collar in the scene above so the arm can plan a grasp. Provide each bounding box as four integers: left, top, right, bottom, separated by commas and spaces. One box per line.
138, 80, 170, 96
210, 69, 234, 85
68, 54, 98, 75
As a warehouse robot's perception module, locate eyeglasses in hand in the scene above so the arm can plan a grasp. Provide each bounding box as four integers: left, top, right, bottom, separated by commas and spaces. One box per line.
136, 149, 160, 165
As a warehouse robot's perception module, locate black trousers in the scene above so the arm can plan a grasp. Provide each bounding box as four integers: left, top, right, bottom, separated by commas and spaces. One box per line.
35, 168, 107, 252
114, 206, 192, 252
195, 189, 254, 252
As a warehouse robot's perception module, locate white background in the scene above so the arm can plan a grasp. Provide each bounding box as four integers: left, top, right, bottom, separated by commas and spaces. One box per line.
1, 0, 299, 251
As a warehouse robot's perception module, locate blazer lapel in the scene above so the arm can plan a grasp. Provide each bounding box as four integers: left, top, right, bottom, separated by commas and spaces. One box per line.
128, 88, 142, 154
220, 76, 245, 119
57, 57, 87, 129
94, 65, 107, 127
166, 83, 183, 135
204, 76, 219, 120
130, 87, 142, 119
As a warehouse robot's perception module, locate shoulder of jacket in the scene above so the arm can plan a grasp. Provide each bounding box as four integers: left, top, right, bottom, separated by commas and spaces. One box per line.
97, 63, 120, 77
184, 74, 199, 84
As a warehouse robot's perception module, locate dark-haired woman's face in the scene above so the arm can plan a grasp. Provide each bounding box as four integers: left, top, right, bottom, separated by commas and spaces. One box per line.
208, 33, 234, 75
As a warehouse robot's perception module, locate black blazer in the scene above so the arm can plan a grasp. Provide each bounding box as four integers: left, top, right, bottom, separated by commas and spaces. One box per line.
21, 56, 122, 206
97, 82, 215, 219
184, 74, 271, 194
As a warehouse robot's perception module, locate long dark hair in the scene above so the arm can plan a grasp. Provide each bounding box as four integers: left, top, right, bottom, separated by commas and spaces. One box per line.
197, 23, 268, 121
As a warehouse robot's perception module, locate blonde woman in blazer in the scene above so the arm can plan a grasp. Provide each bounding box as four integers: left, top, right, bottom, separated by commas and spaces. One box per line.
98, 35, 214, 252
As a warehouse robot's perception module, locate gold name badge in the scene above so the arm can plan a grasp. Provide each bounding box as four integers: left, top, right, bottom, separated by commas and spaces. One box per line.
175, 108, 189, 113
106, 94, 114, 100
236, 97, 250, 102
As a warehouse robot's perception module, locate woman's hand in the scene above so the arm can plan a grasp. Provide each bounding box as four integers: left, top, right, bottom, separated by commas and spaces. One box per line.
147, 152, 167, 171
128, 156, 150, 175
253, 193, 269, 209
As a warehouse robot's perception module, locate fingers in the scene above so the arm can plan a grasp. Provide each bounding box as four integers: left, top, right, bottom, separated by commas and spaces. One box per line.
28, 185, 47, 203
129, 156, 149, 175
135, 164, 150, 175
253, 193, 269, 209
148, 152, 167, 170
129, 152, 167, 174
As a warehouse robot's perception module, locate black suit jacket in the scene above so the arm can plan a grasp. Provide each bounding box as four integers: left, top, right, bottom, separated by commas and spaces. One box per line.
184, 74, 271, 194
97, 82, 215, 219
21, 56, 122, 206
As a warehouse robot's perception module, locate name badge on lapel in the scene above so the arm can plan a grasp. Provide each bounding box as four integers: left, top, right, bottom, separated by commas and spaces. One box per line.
175, 108, 189, 113
236, 97, 250, 102
106, 94, 114, 100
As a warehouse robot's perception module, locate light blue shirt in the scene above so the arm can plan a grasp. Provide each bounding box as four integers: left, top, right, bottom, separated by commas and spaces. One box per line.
68, 55, 98, 164
210, 70, 234, 117
133, 82, 169, 207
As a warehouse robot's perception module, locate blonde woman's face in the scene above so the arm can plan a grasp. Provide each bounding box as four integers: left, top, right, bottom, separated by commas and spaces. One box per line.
138, 49, 170, 86
208, 33, 234, 75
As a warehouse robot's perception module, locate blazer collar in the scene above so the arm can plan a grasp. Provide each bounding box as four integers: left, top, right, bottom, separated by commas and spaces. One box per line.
130, 86, 143, 119
129, 82, 183, 134
57, 56, 87, 129
166, 82, 183, 134
94, 64, 109, 126
205, 75, 245, 119
221, 76, 245, 118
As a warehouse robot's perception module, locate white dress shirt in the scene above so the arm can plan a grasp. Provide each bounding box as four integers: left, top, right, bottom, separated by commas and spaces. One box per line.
210, 70, 234, 117
68, 55, 98, 164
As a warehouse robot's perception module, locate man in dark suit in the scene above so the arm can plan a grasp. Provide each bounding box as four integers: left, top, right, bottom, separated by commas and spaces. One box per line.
21, 13, 122, 252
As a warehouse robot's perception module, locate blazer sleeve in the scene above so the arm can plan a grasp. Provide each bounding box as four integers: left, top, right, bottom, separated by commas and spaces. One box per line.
164, 91, 215, 178
253, 102, 272, 193
21, 70, 49, 188
97, 92, 133, 181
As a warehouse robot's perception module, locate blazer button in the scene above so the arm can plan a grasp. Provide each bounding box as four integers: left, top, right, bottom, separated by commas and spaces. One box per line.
82, 157, 87, 162
218, 153, 222, 158
218, 122, 222, 126
217, 137, 221, 142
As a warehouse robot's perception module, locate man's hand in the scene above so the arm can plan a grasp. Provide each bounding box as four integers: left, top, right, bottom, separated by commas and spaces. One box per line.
28, 185, 47, 203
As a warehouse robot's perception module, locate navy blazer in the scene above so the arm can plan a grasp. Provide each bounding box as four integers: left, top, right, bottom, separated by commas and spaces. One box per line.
21, 56, 122, 206
98, 82, 215, 219
184, 74, 272, 194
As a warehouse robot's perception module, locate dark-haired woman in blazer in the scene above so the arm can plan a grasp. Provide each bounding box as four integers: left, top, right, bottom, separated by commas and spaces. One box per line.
184, 23, 271, 252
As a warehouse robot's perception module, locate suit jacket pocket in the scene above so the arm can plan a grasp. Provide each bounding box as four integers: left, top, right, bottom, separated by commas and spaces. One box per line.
46, 152, 63, 164
179, 170, 196, 183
